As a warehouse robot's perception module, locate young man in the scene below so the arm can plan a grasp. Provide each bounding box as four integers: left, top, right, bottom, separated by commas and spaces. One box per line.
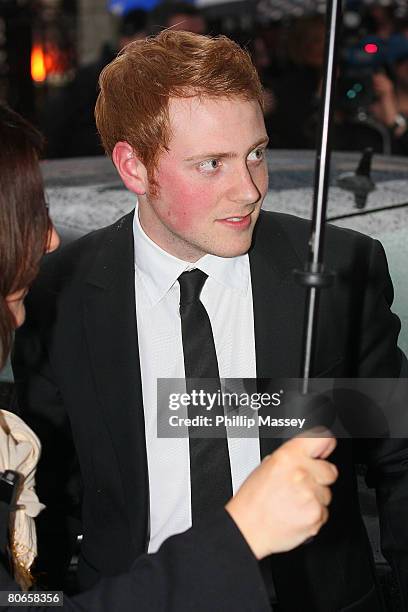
13, 31, 408, 610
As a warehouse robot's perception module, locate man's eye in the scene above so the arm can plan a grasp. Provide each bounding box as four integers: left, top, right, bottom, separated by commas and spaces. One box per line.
248, 148, 264, 162
198, 159, 220, 172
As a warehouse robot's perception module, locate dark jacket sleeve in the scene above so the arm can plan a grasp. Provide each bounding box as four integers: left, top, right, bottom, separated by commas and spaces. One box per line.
350, 238, 408, 608
12, 303, 81, 589
0, 508, 270, 612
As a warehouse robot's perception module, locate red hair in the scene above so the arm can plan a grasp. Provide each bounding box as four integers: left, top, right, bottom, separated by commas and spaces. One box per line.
95, 30, 264, 184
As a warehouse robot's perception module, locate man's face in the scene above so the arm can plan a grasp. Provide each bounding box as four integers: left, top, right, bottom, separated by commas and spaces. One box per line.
138, 97, 269, 262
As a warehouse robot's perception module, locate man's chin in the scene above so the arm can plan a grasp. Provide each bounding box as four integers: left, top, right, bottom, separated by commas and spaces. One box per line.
211, 238, 253, 259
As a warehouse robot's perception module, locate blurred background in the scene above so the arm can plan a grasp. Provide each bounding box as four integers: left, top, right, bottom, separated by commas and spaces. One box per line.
2, 0, 408, 158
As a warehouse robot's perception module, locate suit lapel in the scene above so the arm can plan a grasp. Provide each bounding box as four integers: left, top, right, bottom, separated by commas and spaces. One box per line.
249, 212, 307, 458
83, 211, 149, 551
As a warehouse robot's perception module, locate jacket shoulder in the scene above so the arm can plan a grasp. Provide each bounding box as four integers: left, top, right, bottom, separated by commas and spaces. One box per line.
258, 210, 376, 264
259, 210, 373, 245
39, 211, 134, 286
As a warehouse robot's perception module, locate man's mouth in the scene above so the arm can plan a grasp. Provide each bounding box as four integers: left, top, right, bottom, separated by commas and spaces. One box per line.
218, 212, 253, 227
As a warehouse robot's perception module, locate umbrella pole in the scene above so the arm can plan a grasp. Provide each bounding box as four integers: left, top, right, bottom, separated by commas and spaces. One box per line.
294, 0, 342, 394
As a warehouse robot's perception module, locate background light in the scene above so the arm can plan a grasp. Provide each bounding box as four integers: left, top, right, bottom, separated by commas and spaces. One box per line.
364, 43, 378, 54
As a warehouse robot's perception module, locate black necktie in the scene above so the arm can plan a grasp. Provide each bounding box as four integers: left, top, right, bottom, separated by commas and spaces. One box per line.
178, 269, 232, 524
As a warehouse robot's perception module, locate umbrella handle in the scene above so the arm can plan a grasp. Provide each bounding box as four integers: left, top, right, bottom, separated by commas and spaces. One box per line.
295, 0, 342, 393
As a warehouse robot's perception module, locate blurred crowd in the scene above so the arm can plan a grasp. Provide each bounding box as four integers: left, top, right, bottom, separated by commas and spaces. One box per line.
39, 1, 408, 158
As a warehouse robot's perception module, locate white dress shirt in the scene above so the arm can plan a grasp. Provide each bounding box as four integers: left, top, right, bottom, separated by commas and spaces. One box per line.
133, 207, 260, 553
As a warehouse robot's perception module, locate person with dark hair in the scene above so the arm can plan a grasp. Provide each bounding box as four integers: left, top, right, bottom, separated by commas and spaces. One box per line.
0, 104, 59, 590
0, 103, 339, 610
12, 31, 408, 611
0, 106, 59, 367
41, 9, 148, 159
266, 15, 326, 149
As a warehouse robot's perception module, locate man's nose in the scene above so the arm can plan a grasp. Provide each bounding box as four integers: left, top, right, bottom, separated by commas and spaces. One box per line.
228, 166, 261, 205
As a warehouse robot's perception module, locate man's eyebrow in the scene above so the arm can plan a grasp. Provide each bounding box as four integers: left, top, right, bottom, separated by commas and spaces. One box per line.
183, 137, 269, 162
251, 137, 269, 150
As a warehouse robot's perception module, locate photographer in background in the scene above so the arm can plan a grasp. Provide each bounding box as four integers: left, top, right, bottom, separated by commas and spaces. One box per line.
370, 35, 408, 155
332, 32, 408, 155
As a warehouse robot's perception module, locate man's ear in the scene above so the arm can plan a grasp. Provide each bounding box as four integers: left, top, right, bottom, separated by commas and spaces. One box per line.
112, 141, 147, 195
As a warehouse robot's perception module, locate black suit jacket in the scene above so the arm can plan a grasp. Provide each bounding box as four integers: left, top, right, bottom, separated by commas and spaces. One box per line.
12, 210, 408, 611
0, 506, 270, 611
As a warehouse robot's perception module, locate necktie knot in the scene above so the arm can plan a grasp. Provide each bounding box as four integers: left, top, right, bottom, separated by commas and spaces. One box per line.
178, 269, 208, 306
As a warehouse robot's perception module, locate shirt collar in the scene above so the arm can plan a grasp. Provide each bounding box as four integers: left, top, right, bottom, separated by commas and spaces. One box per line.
133, 205, 250, 306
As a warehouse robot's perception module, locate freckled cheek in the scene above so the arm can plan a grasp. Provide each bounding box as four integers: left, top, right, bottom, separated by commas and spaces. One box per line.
162, 176, 216, 232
